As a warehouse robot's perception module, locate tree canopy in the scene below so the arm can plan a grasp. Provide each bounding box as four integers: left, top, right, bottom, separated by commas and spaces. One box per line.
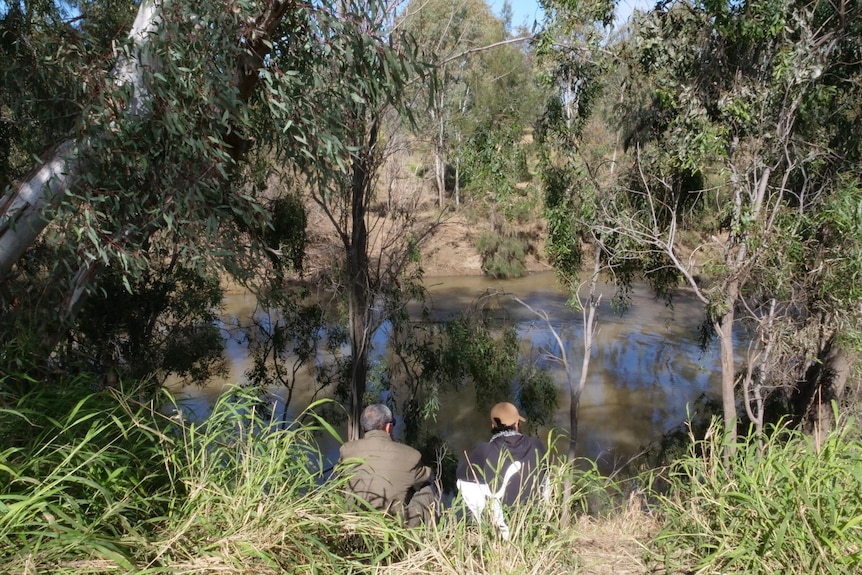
537, 0, 862, 444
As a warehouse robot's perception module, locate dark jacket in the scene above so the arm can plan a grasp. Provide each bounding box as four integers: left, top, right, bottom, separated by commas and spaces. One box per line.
338, 429, 432, 514
456, 431, 546, 506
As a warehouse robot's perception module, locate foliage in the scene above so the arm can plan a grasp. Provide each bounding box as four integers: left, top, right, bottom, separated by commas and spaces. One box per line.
0, 1, 136, 190
402, 0, 544, 207
476, 231, 529, 278
461, 120, 532, 209
534, 0, 617, 290
390, 300, 558, 433
261, 190, 308, 277
73, 258, 227, 387
516, 365, 560, 431
537, 0, 862, 441
650, 416, 862, 574
0, 376, 175, 569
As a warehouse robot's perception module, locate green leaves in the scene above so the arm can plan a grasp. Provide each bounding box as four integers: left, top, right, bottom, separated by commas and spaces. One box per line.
652, 420, 862, 574
0, 380, 173, 568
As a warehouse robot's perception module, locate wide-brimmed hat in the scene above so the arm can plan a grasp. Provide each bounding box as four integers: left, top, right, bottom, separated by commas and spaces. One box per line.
490, 402, 526, 427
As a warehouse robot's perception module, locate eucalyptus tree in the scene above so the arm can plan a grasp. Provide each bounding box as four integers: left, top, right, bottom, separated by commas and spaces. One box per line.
534, 0, 615, 459
0, 0, 427, 396
402, 0, 543, 209
0, 0, 289, 305
458, 34, 543, 215
541, 0, 862, 449
0, 0, 294, 380
255, 0, 436, 440
401, 0, 503, 206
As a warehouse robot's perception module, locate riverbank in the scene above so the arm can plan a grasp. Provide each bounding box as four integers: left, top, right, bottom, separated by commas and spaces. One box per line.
4, 381, 861, 574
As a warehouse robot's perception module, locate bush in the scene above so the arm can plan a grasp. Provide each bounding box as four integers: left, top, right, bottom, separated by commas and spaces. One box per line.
476, 232, 528, 279
649, 417, 862, 574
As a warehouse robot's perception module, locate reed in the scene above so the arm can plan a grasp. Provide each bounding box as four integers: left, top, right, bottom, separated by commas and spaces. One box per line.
8, 374, 858, 574
649, 417, 862, 574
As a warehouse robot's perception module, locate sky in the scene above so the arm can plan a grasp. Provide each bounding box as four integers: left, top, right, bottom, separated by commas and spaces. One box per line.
490, 0, 654, 30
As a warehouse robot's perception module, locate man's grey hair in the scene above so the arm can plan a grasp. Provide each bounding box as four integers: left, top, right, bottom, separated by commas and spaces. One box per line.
360, 403, 394, 432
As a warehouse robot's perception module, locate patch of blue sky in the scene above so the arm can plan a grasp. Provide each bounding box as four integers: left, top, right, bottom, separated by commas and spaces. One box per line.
489, 0, 655, 31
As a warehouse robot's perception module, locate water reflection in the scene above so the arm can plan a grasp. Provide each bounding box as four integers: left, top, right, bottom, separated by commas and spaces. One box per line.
167, 272, 723, 474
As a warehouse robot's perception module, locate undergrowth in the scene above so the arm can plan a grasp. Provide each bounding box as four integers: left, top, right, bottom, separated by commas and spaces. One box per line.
650, 417, 862, 574
2, 371, 860, 574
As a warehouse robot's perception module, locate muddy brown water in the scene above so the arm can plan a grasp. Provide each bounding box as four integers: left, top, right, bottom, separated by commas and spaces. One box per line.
167, 271, 726, 474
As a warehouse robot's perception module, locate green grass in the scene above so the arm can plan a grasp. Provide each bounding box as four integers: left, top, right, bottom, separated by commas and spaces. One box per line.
649, 417, 862, 574
0, 378, 172, 571
2, 374, 861, 574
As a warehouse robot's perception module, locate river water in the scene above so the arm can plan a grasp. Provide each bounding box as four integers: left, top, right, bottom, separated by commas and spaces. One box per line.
167, 271, 723, 473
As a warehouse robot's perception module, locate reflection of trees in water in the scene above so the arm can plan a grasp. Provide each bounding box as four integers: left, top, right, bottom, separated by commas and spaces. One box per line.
185, 275, 725, 473
236, 290, 348, 431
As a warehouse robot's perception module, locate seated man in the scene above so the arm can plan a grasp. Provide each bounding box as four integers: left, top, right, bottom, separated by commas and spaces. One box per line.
338, 403, 437, 527
456, 402, 547, 539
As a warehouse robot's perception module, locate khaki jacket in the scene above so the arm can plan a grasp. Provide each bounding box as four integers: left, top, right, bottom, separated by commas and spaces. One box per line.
338, 430, 432, 515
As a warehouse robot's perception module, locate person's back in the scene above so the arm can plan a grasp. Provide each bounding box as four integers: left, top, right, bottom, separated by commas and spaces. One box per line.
338, 404, 437, 527
458, 430, 545, 506
456, 402, 547, 538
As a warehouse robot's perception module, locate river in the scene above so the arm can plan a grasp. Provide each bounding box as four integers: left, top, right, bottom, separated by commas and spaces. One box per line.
167, 271, 724, 474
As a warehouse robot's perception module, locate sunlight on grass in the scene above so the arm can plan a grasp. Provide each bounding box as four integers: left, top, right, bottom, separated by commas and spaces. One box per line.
650, 417, 862, 574
2, 378, 860, 574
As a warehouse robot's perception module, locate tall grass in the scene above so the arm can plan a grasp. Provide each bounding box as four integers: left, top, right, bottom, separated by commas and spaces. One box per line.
149, 388, 415, 572
1, 376, 654, 574
0, 376, 455, 573
7, 374, 860, 575
0, 377, 174, 571
649, 417, 862, 574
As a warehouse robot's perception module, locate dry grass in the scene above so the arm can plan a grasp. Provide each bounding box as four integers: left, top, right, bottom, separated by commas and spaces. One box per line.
369, 495, 661, 575
570, 504, 661, 574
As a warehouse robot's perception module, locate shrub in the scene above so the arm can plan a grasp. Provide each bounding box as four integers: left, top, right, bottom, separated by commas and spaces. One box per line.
476, 232, 528, 279
649, 417, 862, 574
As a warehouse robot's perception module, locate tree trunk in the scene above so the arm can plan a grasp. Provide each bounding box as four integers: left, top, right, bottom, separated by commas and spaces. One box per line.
346, 119, 378, 441
570, 245, 601, 461
454, 148, 461, 207
434, 92, 446, 207
0, 0, 162, 282
714, 281, 739, 458
794, 336, 850, 450
0, 140, 83, 281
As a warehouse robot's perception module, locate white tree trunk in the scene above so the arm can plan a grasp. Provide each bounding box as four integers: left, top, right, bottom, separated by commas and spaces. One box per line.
0, 140, 83, 281
0, 0, 163, 282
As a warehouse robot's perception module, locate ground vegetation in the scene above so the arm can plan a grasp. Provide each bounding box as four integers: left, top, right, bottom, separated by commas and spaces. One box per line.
2, 373, 861, 574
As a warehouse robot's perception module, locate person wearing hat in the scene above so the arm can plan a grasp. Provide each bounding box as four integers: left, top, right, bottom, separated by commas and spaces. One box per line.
455, 402, 547, 539
338, 403, 438, 527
